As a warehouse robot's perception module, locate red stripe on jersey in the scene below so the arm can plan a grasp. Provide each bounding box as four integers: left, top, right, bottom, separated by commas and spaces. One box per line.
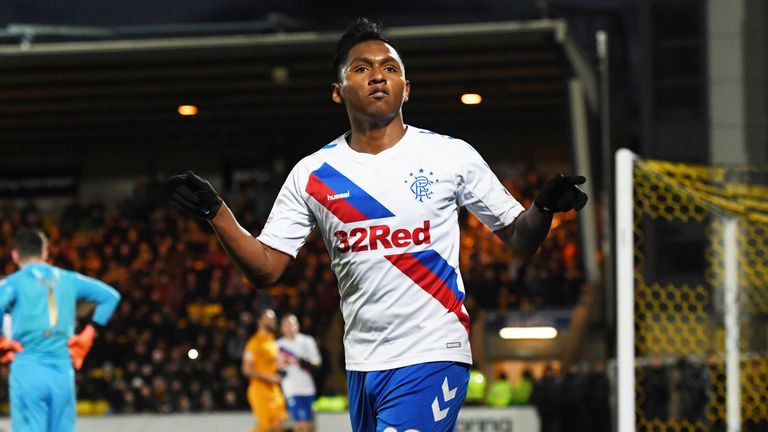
385, 252, 469, 333
305, 173, 368, 223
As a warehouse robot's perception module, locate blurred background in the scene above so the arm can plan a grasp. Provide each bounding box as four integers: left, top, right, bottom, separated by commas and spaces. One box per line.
0, 0, 766, 431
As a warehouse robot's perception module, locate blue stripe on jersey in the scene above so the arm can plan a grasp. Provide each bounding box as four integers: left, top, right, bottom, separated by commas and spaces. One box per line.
409, 250, 464, 302
311, 163, 395, 220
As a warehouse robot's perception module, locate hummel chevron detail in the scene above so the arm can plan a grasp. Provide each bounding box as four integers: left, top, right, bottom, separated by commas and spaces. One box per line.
432, 376, 457, 421
432, 397, 448, 422
442, 377, 457, 401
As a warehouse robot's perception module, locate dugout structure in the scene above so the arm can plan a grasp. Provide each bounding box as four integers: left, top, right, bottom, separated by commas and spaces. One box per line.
616, 149, 768, 432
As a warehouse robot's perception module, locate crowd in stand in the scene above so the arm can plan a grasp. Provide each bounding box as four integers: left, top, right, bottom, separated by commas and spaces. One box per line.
0, 169, 586, 414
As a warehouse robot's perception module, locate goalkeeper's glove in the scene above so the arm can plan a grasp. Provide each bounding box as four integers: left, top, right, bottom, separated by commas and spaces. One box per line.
0, 337, 23, 364
167, 170, 223, 220
534, 174, 588, 213
67, 324, 98, 370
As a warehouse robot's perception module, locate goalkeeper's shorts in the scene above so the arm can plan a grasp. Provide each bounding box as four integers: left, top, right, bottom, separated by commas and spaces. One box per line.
10, 354, 76, 432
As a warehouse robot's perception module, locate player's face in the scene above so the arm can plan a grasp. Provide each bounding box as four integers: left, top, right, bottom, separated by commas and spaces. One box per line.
281, 316, 299, 338
332, 40, 410, 123
260, 310, 277, 332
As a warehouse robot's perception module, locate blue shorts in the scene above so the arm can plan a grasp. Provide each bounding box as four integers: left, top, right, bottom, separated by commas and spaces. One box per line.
286, 395, 315, 422
347, 361, 469, 432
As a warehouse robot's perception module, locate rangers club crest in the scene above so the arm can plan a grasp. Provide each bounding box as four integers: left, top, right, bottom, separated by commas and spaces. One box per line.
405, 168, 437, 202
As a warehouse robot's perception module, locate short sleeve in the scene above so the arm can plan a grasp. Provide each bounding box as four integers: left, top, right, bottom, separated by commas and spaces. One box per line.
455, 142, 525, 231
243, 337, 258, 360
257, 163, 316, 258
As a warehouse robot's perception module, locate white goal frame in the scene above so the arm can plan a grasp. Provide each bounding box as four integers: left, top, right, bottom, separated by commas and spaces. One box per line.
614, 148, 742, 432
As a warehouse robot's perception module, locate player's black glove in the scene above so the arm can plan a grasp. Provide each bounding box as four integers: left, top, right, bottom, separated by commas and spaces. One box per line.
534, 174, 588, 213
298, 358, 319, 372
167, 170, 223, 220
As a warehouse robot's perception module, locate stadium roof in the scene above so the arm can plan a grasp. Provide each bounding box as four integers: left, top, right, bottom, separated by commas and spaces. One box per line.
0, 19, 596, 163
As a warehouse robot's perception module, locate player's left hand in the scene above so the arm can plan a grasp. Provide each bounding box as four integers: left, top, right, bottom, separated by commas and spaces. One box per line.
0, 337, 23, 364
67, 324, 97, 370
534, 174, 588, 213
298, 358, 318, 372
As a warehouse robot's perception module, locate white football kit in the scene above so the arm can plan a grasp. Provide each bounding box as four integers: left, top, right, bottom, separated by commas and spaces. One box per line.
258, 125, 524, 371
277, 333, 322, 397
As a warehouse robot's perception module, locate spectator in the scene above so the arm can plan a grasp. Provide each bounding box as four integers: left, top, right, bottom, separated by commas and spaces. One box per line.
511, 369, 534, 405
588, 362, 611, 432
643, 356, 671, 421
487, 372, 514, 408
532, 364, 562, 432
562, 364, 591, 432
678, 358, 709, 424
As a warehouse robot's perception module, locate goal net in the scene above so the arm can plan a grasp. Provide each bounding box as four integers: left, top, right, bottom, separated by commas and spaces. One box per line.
616, 149, 768, 432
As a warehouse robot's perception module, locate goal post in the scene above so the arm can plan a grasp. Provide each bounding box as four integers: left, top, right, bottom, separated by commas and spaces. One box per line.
616, 148, 636, 432
615, 148, 768, 432
723, 218, 740, 432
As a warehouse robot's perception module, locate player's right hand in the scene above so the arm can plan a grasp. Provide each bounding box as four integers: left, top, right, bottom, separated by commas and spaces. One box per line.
0, 337, 23, 364
167, 170, 223, 220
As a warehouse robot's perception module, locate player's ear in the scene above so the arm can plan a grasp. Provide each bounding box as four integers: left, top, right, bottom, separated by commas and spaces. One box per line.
403, 80, 411, 103
10, 249, 19, 266
331, 83, 344, 105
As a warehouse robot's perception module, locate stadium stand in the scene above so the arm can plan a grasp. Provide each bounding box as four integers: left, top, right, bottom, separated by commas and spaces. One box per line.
0, 168, 585, 414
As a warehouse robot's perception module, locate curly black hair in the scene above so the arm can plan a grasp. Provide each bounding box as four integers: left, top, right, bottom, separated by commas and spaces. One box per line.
332, 17, 401, 82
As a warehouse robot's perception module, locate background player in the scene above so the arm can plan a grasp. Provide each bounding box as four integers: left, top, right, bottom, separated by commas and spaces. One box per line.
0, 228, 121, 432
242, 308, 287, 432
169, 17, 587, 432
277, 313, 322, 432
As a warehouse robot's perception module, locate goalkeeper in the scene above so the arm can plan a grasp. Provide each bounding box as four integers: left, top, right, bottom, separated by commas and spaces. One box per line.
0, 228, 121, 432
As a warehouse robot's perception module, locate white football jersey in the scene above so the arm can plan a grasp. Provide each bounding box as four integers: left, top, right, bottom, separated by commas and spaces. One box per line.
258, 125, 524, 371
277, 333, 322, 397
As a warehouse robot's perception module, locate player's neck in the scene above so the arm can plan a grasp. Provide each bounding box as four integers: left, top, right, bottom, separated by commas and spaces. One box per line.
17, 257, 46, 267
346, 116, 407, 155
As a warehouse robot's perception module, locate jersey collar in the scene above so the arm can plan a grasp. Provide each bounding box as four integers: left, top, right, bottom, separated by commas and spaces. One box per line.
335, 125, 418, 164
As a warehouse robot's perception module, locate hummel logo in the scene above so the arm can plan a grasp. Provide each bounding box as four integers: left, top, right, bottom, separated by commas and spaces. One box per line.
327, 191, 350, 201
432, 377, 457, 422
